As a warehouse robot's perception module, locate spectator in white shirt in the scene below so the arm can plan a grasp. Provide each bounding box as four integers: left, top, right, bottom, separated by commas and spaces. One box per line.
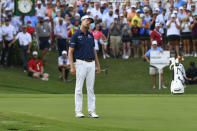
166, 14, 181, 56
58, 50, 71, 82
1, 19, 16, 67
91, 2, 100, 19
8, 26, 32, 71
36, 1, 47, 18
103, 9, 114, 28
54, 18, 68, 56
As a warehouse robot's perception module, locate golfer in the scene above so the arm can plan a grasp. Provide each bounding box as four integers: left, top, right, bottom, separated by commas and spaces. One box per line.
68, 15, 100, 118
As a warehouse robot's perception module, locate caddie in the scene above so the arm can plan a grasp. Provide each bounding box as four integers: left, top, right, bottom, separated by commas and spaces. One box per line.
68, 15, 101, 118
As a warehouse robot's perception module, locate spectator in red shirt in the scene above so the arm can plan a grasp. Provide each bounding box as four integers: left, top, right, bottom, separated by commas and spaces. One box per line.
26, 21, 35, 37
28, 51, 49, 81
150, 23, 163, 47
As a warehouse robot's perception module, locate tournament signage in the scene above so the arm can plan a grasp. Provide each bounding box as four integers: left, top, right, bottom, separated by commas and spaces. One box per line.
150, 51, 170, 70
14, 0, 35, 16
150, 51, 170, 90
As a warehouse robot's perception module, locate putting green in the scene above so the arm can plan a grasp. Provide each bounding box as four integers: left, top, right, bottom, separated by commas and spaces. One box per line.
0, 94, 197, 131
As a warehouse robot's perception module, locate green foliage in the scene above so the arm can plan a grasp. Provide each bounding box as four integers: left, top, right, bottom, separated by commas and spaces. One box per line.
12, 40, 43, 65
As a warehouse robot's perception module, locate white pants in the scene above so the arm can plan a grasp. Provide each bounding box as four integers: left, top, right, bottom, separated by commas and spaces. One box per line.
75, 59, 96, 112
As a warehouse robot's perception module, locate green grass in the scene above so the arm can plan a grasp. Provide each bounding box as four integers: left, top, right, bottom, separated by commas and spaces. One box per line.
0, 94, 197, 131
1, 52, 197, 130
0, 52, 196, 94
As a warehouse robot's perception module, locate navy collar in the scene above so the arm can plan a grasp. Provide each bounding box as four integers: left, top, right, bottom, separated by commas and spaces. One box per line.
78, 29, 90, 35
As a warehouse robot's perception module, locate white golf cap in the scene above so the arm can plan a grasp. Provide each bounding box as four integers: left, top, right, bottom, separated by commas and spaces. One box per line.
32, 51, 38, 55
5, 7, 11, 11
75, 13, 80, 17
113, 15, 119, 19
140, 13, 144, 18
44, 17, 49, 20
155, 23, 160, 27
143, 7, 149, 12
136, 9, 140, 13
120, 13, 124, 17
171, 14, 176, 18
68, 4, 74, 8
155, 8, 160, 11
37, 0, 42, 4
56, 9, 60, 12
87, 9, 91, 12
179, 6, 184, 10
173, 10, 178, 14
131, 5, 136, 8
152, 41, 157, 45
81, 15, 94, 23
62, 50, 67, 55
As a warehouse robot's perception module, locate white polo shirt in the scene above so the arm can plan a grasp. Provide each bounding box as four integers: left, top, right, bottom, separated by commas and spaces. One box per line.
103, 14, 114, 28
2, 24, 16, 41
15, 32, 32, 46
58, 56, 70, 66
36, 6, 47, 17
166, 19, 180, 36
54, 23, 68, 39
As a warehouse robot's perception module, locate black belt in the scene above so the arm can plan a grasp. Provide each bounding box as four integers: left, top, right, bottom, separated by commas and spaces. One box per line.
77, 59, 94, 62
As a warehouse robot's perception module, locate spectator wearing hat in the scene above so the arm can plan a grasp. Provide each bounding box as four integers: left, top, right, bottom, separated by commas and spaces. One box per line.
54, 18, 68, 56
36, 0, 47, 18
186, 61, 197, 84
144, 41, 166, 89
140, 13, 150, 57
64, 4, 75, 18
8, 26, 32, 72
181, 17, 191, 56
186, 9, 194, 22
131, 20, 140, 58
178, 6, 187, 21
109, 15, 121, 58
190, 14, 197, 57
28, 51, 49, 81
24, 15, 39, 28
127, 5, 136, 23
150, 23, 163, 48
0, 19, 16, 67
131, 9, 141, 27
36, 17, 52, 58
58, 50, 71, 82
166, 13, 181, 56
26, 21, 35, 37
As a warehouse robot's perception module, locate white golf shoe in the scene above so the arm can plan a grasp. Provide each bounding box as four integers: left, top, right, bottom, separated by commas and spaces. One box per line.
75, 112, 85, 118
89, 111, 99, 118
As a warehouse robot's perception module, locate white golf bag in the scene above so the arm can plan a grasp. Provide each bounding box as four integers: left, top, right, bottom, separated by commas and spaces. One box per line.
169, 58, 186, 94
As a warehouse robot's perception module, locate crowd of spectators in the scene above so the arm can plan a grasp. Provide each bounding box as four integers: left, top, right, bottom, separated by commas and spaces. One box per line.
0, 0, 197, 82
